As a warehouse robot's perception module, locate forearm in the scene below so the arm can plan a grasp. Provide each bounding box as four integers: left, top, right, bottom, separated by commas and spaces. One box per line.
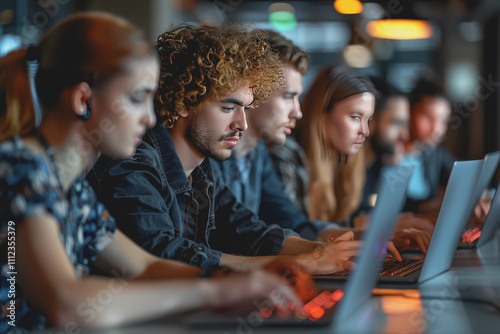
219, 253, 277, 271
134, 259, 203, 280
53, 277, 211, 328
278, 235, 321, 255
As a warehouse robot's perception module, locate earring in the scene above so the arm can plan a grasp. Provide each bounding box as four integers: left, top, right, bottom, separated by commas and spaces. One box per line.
77, 106, 91, 121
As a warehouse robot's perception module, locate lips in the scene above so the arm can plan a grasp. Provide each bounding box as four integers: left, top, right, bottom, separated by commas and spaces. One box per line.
284, 123, 295, 135
134, 132, 144, 144
223, 136, 240, 146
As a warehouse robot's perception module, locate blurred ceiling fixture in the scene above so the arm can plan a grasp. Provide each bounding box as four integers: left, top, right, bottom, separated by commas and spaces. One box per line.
333, 0, 363, 15
366, 19, 433, 40
268, 2, 297, 31
364, 0, 433, 40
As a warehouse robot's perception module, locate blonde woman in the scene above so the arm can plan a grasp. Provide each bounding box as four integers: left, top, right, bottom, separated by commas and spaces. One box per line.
292, 67, 432, 251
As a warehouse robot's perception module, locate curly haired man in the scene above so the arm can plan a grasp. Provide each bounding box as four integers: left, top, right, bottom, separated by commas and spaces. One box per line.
87, 25, 360, 274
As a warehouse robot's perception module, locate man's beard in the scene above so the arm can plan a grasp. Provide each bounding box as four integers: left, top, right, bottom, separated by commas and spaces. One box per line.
186, 124, 242, 162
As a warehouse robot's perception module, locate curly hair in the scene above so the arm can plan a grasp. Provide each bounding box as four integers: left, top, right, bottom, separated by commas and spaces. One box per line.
155, 24, 284, 128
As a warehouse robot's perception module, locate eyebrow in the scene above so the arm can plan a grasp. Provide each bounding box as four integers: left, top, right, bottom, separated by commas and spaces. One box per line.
220, 97, 254, 107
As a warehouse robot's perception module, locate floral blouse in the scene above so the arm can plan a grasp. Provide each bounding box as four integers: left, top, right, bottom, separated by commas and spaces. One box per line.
0, 136, 116, 332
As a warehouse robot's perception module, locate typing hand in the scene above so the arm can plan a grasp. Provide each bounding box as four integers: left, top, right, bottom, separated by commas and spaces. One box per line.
297, 231, 361, 275
264, 258, 317, 304
392, 227, 431, 253
387, 241, 403, 261
206, 267, 303, 311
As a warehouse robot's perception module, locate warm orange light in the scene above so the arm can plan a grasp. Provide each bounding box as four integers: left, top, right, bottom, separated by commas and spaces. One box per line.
366, 19, 433, 40
334, 0, 363, 15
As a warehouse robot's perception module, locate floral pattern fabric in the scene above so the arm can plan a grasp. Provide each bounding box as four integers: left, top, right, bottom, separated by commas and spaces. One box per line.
0, 136, 116, 332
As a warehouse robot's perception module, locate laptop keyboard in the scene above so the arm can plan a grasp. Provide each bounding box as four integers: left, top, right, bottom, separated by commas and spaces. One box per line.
379, 257, 424, 277
259, 288, 343, 324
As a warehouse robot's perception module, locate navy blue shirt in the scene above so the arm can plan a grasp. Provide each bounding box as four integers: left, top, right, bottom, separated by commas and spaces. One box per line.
87, 124, 286, 271
213, 140, 337, 240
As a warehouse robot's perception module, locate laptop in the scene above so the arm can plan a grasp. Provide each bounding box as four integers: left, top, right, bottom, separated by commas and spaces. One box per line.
316, 159, 485, 285
184, 166, 413, 328
458, 151, 500, 249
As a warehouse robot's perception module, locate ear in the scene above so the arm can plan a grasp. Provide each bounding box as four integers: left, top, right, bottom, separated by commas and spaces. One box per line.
70, 82, 92, 117
177, 107, 190, 118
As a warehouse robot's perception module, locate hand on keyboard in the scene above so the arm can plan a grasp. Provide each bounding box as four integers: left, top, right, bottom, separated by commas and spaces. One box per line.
264, 257, 317, 303
296, 231, 362, 275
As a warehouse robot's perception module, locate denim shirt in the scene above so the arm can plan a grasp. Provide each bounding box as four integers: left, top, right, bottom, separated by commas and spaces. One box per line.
87, 124, 286, 270
213, 140, 337, 241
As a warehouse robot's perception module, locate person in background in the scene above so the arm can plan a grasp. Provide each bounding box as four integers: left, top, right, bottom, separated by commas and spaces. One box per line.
356, 77, 435, 246
88, 24, 361, 276
401, 78, 455, 215
273, 68, 432, 252
0, 13, 306, 332
213, 30, 355, 241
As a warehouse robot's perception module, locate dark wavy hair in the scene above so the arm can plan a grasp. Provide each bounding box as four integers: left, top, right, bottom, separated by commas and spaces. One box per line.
155, 24, 284, 128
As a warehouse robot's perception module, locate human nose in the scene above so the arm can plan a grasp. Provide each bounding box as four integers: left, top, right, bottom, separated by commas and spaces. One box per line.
361, 120, 370, 137
290, 97, 303, 120
144, 100, 157, 128
231, 106, 248, 132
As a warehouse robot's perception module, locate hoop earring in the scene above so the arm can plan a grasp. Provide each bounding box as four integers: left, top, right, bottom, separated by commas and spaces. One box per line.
165, 114, 179, 129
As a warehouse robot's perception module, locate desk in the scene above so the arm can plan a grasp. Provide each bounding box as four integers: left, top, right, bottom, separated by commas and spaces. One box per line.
35, 238, 500, 334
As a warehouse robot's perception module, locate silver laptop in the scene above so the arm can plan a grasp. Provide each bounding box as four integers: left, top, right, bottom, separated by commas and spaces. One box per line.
184, 166, 413, 327
316, 159, 485, 285
417, 160, 484, 282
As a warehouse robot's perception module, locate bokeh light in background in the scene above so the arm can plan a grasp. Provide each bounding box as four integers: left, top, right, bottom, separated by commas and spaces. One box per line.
268, 2, 297, 31
343, 44, 373, 68
0, 34, 21, 58
366, 19, 433, 40
334, 0, 363, 15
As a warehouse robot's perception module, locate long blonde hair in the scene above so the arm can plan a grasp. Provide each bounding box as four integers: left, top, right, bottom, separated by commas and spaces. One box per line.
297, 67, 376, 221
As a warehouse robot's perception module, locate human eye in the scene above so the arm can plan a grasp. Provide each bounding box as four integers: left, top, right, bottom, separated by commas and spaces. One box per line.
222, 106, 235, 113
351, 114, 361, 120
129, 90, 148, 104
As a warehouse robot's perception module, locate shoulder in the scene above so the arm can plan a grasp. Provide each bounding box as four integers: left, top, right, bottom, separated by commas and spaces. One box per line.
0, 137, 59, 219
0, 136, 54, 189
89, 140, 161, 180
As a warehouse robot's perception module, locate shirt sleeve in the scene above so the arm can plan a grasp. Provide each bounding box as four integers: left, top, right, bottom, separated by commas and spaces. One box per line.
86, 155, 222, 270
0, 140, 61, 224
